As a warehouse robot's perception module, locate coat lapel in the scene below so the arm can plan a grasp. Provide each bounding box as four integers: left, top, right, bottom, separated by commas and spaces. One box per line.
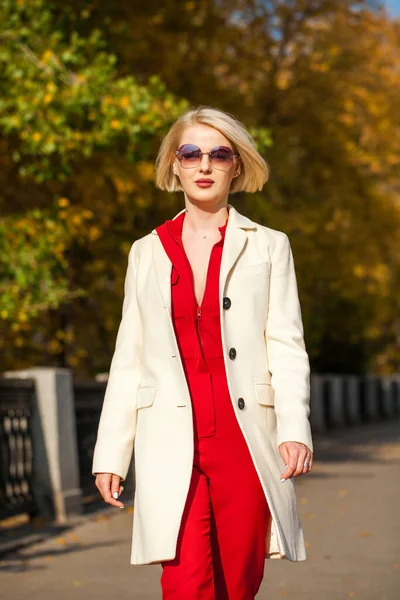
151, 207, 185, 314
151, 204, 257, 313
219, 204, 256, 299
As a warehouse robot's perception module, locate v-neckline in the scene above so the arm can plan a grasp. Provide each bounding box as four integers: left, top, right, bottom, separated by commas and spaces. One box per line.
165, 210, 229, 315
182, 224, 227, 312
191, 243, 216, 310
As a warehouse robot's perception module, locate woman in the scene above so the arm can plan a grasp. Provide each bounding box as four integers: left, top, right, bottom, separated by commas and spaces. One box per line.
92, 106, 313, 599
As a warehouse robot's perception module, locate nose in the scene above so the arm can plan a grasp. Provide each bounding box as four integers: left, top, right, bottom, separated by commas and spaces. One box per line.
199, 153, 212, 173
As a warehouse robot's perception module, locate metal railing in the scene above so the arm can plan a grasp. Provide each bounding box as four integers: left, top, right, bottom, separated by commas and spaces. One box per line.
0, 379, 38, 520
0, 372, 399, 523
73, 379, 107, 499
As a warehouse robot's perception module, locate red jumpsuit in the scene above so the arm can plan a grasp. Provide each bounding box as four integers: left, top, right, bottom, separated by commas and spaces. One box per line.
156, 211, 270, 600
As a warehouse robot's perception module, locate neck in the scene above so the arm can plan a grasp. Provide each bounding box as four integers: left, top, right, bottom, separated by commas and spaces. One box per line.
183, 200, 229, 234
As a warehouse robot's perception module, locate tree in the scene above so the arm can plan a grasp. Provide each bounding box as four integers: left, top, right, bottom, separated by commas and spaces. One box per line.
0, 0, 188, 370
1, 0, 399, 374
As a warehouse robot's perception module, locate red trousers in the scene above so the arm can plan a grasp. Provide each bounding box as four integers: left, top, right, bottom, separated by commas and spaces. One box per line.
160, 362, 271, 600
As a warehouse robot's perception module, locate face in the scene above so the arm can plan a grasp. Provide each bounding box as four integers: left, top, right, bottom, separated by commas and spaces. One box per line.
173, 124, 240, 207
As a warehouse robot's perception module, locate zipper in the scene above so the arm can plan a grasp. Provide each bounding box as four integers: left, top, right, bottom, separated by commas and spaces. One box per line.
196, 305, 202, 320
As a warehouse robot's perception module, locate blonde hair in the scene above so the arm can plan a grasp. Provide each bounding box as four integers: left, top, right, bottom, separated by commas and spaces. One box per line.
155, 106, 269, 193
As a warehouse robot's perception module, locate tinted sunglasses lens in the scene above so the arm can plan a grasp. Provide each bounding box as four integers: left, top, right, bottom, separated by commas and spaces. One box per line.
209, 146, 233, 168
178, 144, 201, 167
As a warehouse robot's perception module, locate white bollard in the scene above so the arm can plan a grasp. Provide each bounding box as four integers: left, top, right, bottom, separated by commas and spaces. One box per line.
3, 367, 83, 523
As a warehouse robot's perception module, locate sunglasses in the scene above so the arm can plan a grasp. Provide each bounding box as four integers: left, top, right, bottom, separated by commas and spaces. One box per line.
175, 144, 240, 171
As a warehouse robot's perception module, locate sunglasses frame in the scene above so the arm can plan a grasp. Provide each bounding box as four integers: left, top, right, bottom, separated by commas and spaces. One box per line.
175, 144, 240, 170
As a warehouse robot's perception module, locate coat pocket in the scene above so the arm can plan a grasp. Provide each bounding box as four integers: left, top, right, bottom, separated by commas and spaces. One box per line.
254, 382, 275, 406
137, 385, 156, 409
235, 261, 271, 279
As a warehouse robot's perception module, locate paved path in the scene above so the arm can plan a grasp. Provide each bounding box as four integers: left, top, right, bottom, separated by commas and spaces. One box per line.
1, 421, 400, 600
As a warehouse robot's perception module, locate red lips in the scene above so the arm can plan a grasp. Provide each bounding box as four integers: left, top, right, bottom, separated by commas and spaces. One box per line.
195, 178, 214, 183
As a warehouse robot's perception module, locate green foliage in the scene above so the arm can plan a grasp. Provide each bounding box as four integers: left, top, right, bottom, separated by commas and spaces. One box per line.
0, 0, 188, 356
0, 0, 188, 182
1, 207, 66, 319
1, 0, 399, 375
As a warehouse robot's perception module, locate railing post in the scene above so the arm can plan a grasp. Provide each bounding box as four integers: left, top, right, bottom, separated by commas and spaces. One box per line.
381, 376, 395, 418
365, 375, 380, 421
345, 375, 360, 425
391, 376, 400, 417
3, 367, 83, 523
329, 375, 345, 428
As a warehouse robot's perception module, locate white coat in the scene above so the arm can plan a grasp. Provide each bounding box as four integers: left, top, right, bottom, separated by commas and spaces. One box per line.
92, 203, 313, 565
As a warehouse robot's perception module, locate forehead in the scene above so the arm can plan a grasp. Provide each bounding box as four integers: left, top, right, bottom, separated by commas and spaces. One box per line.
178, 124, 232, 149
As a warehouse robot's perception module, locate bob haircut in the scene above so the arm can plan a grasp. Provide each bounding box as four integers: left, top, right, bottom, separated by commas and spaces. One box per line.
155, 106, 269, 194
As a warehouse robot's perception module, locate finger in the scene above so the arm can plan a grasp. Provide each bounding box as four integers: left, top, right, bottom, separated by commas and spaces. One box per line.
280, 453, 298, 481
293, 450, 307, 477
302, 453, 311, 475
113, 484, 124, 498
307, 454, 313, 473
111, 474, 125, 508
99, 475, 124, 508
278, 443, 290, 466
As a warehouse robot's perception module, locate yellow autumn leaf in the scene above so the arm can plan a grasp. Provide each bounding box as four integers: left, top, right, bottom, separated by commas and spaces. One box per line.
67, 356, 79, 367
88, 226, 101, 241
72, 214, 83, 226
136, 161, 155, 180
42, 49, 53, 62
119, 95, 129, 109
56, 537, 68, 545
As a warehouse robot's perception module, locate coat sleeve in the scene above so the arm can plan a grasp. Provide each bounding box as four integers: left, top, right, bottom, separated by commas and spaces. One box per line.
92, 240, 142, 481
265, 232, 313, 453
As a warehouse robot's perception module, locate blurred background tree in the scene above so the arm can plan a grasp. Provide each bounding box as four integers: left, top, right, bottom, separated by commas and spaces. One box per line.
1, 0, 399, 375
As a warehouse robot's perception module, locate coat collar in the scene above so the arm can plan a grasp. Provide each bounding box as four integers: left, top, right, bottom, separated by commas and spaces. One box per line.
150, 203, 257, 234
151, 204, 257, 314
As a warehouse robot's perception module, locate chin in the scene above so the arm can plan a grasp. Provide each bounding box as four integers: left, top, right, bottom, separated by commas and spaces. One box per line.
188, 187, 225, 201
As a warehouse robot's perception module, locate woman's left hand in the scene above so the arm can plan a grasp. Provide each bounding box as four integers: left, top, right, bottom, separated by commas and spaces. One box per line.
278, 441, 313, 481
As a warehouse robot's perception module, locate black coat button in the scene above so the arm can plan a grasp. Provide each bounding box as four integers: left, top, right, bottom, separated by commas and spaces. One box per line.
229, 347, 237, 360
238, 398, 245, 410
223, 297, 231, 309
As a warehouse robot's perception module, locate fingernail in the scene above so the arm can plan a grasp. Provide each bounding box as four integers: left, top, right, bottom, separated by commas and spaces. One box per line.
280, 478, 286, 482
113, 492, 119, 499
119, 505, 125, 509
285, 464, 289, 468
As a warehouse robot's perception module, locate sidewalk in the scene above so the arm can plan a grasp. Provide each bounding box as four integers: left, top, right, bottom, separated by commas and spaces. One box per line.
2, 420, 400, 600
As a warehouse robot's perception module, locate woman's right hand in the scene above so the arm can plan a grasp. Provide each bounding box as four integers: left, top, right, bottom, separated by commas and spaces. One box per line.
95, 473, 125, 508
